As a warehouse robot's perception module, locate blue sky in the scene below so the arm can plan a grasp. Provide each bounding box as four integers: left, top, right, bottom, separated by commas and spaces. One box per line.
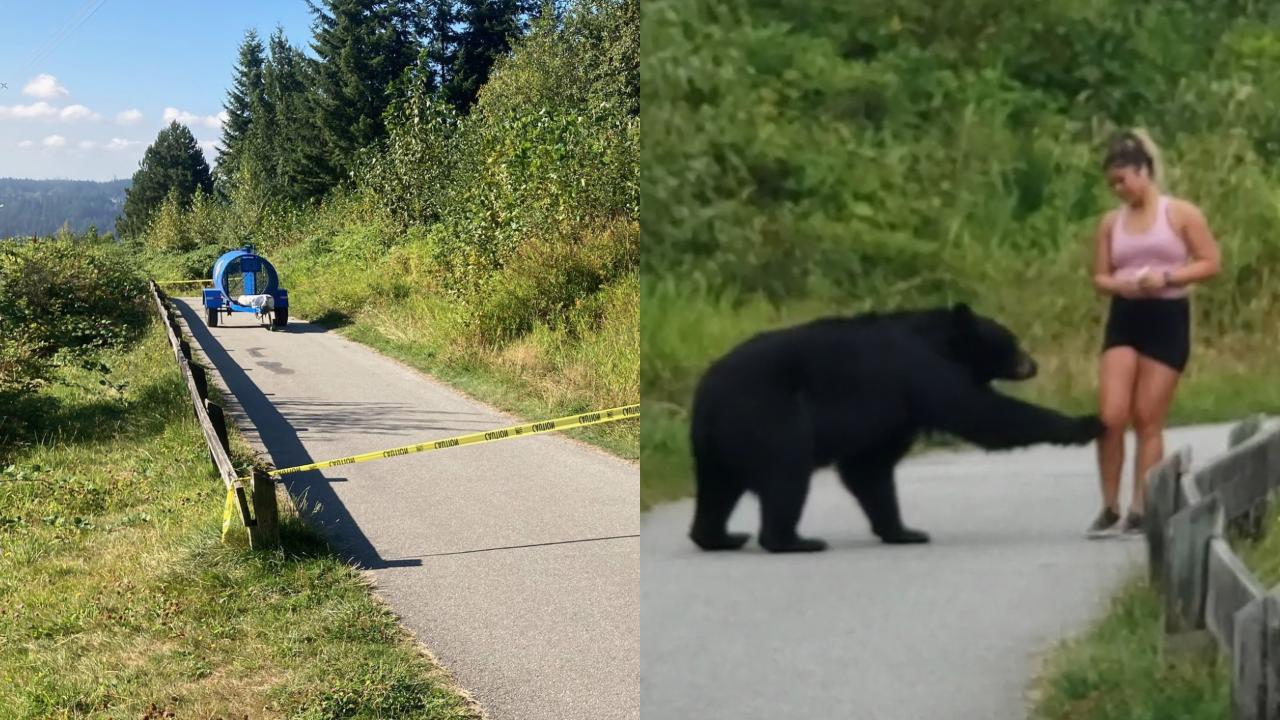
0, 0, 318, 181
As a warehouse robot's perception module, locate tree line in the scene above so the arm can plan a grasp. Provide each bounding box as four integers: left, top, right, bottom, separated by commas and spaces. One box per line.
117, 0, 552, 237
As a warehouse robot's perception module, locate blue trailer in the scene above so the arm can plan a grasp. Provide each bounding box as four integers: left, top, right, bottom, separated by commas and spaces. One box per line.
202, 245, 288, 329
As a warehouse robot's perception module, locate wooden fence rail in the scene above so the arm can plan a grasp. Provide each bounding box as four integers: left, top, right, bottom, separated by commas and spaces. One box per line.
147, 280, 279, 549
1144, 414, 1280, 717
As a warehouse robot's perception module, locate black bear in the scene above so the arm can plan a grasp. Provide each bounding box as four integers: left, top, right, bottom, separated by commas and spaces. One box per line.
688, 303, 1104, 553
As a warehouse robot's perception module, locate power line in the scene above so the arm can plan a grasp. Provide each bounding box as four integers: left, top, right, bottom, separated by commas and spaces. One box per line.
11, 0, 110, 85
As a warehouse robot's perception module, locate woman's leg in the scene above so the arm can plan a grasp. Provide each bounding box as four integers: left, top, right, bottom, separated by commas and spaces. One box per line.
1097, 346, 1138, 513
1129, 354, 1182, 515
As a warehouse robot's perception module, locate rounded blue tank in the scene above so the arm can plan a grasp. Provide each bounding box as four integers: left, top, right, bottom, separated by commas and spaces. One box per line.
202, 244, 289, 328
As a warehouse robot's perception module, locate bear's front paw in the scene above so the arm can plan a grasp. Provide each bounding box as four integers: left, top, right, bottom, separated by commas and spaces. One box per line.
1066, 414, 1106, 444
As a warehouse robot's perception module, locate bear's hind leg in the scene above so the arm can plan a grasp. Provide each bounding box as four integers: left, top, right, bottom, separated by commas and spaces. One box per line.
757, 470, 827, 553
690, 479, 750, 551
837, 458, 930, 544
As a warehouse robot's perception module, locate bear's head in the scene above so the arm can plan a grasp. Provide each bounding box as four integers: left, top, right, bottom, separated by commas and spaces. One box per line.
944, 303, 1038, 383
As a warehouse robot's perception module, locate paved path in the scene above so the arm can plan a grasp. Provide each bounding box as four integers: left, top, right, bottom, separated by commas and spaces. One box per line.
171, 299, 639, 720
640, 423, 1233, 720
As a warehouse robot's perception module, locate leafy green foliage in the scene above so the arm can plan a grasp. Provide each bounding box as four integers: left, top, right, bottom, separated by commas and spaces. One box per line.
356, 0, 638, 339
641, 0, 1280, 308
0, 234, 148, 440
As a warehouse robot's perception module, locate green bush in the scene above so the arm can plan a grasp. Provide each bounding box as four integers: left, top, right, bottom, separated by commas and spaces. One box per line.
0, 235, 149, 433
641, 0, 1280, 309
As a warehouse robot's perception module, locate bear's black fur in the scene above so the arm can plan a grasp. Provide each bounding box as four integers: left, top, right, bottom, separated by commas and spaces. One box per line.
688, 303, 1104, 553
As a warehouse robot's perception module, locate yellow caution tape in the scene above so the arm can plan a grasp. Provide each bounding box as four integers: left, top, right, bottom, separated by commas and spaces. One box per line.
261, 404, 639, 478
221, 486, 236, 541
155, 279, 214, 287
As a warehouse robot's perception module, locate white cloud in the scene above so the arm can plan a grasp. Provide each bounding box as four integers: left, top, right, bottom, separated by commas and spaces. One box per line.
17, 140, 34, 149
59, 104, 102, 122
116, 109, 143, 125
106, 137, 143, 151
22, 74, 69, 100
0, 101, 100, 122
164, 106, 225, 129
78, 140, 96, 150
0, 102, 58, 119
42, 134, 67, 148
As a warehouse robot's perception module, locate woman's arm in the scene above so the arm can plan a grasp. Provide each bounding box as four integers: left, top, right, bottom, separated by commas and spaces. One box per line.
1137, 199, 1222, 291
1091, 210, 1137, 297
1169, 200, 1222, 287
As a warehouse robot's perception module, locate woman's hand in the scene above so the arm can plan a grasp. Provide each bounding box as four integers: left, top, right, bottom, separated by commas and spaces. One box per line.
1094, 271, 1144, 299
1115, 280, 1145, 299
1135, 267, 1168, 293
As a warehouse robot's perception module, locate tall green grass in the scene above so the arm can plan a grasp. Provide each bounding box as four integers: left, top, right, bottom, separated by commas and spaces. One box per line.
1029, 576, 1230, 720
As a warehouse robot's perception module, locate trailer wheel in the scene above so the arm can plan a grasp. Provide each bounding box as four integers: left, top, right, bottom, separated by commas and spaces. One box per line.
273, 308, 288, 327
206, 307, 218, 327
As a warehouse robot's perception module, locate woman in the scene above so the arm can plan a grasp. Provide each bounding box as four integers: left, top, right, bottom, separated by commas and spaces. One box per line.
1086, 129, 1221, 538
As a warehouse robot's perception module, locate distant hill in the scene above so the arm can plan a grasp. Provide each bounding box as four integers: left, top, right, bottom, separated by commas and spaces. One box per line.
0, 178, 131, 238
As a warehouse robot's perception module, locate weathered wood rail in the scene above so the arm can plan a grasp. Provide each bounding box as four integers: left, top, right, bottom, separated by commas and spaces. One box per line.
1144, 413, 1280, 718
147, 280, 279, 549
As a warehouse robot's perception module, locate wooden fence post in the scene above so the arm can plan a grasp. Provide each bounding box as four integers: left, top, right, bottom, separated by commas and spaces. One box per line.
1268, 594, 1280, 720
1146, 448, 1187, 588
1164, 496, 1223, 637
248, 468, 280, 549
205, 400, 230, 455
189, 363, 208, 401
1230, 414, 1267, 449
1234, 595, 1269, 720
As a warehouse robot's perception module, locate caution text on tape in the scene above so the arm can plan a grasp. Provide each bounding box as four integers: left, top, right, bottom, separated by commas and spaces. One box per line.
260, 404, 639, 478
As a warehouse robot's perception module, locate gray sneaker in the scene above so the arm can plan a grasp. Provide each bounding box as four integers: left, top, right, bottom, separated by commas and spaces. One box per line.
1120, 512, 1145, 536
1086, 507, 1121, 539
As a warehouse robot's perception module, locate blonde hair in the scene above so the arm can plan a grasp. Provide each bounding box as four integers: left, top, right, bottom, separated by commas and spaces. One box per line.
1103, 127, 1165, 186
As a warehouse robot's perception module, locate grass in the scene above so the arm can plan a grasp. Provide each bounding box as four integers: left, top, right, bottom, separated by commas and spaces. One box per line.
0, 320, 480, 719
1028, 575, 1231, 720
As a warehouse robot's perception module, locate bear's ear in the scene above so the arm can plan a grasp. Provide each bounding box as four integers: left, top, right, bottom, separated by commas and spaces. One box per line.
951, 302, 974, 322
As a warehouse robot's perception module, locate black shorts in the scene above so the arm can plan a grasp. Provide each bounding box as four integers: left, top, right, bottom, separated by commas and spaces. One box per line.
1102, 296, 1191, 372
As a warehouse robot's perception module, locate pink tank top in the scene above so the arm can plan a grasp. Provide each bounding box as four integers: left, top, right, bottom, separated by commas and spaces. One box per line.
1109, 195, 1189, 299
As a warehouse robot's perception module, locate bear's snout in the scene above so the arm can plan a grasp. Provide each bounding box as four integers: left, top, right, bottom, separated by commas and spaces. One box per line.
1013, 354, 1038, 380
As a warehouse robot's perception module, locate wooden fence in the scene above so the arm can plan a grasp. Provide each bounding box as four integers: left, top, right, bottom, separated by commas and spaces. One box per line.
147, 280, 279, 549
1144, 413, 1280, 718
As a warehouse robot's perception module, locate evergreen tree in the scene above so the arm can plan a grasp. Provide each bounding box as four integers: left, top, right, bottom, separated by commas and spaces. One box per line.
116, 122, 214, 239
216, 29, 268, 188
259, 26, 331, 203
306, 0, 420, 186
443, 0, 528, 111
414, 0, 459, 92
